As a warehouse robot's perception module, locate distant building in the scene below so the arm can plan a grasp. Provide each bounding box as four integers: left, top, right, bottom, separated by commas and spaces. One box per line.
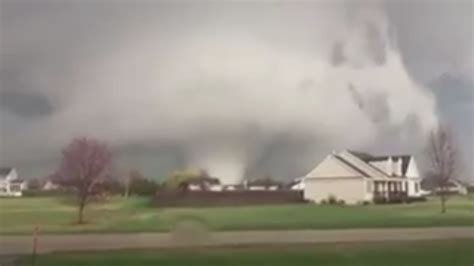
42, 180, 60, 191
179, 176, 222, 192
303, 150, 423, 204
421, 178, 468, 195
245, 178, 282, 191
0, 167, 27, 197
289, 177, 305, 191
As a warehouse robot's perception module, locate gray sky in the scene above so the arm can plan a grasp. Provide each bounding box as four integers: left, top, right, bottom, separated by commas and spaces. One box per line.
0, 0, 472, 182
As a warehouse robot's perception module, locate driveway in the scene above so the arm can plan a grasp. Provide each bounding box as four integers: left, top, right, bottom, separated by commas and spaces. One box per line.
1, 227, 473, 255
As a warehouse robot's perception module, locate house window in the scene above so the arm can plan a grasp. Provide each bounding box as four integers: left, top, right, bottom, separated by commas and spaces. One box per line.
415, 183, 419, 193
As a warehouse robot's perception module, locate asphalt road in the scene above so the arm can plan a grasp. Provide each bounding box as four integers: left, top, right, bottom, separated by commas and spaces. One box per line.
0, 227, 473, 255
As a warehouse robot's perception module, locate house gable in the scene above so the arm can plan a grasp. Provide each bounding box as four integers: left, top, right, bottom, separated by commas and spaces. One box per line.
0, 168, 12, 178
346, 151, 415, 178
405, 157, 421, 178
0, 168, 17, 181
305, 155, 362, 178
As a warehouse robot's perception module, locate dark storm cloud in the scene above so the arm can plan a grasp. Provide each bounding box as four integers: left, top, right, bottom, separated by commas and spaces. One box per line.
347, 83, 391, 124
0, 90, 53, 118
330, 41, 346, 66
384, 0, 473, 82
429, 74, 474, 177
246, 133, 325, 179
0, 0, 471, 181
347, 83, 363, 108
431, 74, 473, 106
364, 21, 386, 65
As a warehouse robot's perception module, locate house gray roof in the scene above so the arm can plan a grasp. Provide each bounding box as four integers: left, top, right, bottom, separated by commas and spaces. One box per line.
0, 167, 13, 178
334, 155, 370, 177
348, 151, 412, 176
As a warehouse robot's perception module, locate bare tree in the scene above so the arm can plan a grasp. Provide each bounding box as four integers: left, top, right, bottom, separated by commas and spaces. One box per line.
54, 137, 113, 223
426, 126, 458, 214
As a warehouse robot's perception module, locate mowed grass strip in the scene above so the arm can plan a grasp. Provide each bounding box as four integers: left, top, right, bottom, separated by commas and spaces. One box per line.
0, 195, 473, 234
16, 240, 474, 266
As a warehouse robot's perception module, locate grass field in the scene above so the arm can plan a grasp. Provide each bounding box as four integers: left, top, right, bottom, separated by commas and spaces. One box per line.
16, 240, 474, 266
0, 195, 473, 234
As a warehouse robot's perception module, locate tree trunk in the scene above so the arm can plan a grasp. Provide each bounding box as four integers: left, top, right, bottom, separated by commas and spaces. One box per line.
124, 181, 130, 199
77, 200, 86, 224
440, 193, 447, 214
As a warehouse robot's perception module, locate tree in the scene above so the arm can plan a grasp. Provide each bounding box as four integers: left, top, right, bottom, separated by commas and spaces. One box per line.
27, 178, 42, 190
163, 168, 204, 191
426, 125, 458, 214
128, 170, 158, 196
54, 137, 113, 223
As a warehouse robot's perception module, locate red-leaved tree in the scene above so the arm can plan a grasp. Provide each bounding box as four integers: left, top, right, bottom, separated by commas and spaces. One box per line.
55, 137, 113, 223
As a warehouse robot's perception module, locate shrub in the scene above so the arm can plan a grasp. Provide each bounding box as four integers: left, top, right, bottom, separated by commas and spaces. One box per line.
129, 177, 158, 196
328, 195, 338, 205
163, 168, 203, 191
99, 180, 124, 195
373, 197, 387, 204
320, 199, 328, 205
337, 199, 346, 206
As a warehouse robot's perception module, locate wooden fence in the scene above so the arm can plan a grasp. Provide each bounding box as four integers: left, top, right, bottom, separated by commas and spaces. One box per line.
151, 190, 306, 207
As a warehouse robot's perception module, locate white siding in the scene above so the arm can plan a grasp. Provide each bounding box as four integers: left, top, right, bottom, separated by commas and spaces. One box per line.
304, 177, 366, 204
305, 155, 358, 178
364, 179, 374, 201
209, 185, 223, 191
4, 169, 18, 181
394, 159, 402, 176
407, 179, 421, 197
249, 186, 266, 191
406, 157, 421, 197
405, 157, 421, 178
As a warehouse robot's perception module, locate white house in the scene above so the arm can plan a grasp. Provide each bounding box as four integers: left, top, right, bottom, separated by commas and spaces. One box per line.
421, 178, 468, 195
180, 176, 223, 192
290, 177, 305, 190
0, 167, 27, 197
303, 150, 423, 204
244, 178, 282, 191
42, 180, 60, 191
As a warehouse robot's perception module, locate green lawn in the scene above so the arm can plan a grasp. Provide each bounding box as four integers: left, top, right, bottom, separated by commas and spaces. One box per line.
0, 195, 473, 234
16, 240, 474, 266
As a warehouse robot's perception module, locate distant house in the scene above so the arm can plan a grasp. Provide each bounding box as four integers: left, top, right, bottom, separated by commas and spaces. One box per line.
289, 177, 305, 191
303, 150, 423, 204
421, 178, 468, 195
0, 167, 27, 197
180, 176, 286, 192
222, 185, 243, 191
42, 179, 60, 191
244, 178, 282, 191
179, 176, 222, 192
